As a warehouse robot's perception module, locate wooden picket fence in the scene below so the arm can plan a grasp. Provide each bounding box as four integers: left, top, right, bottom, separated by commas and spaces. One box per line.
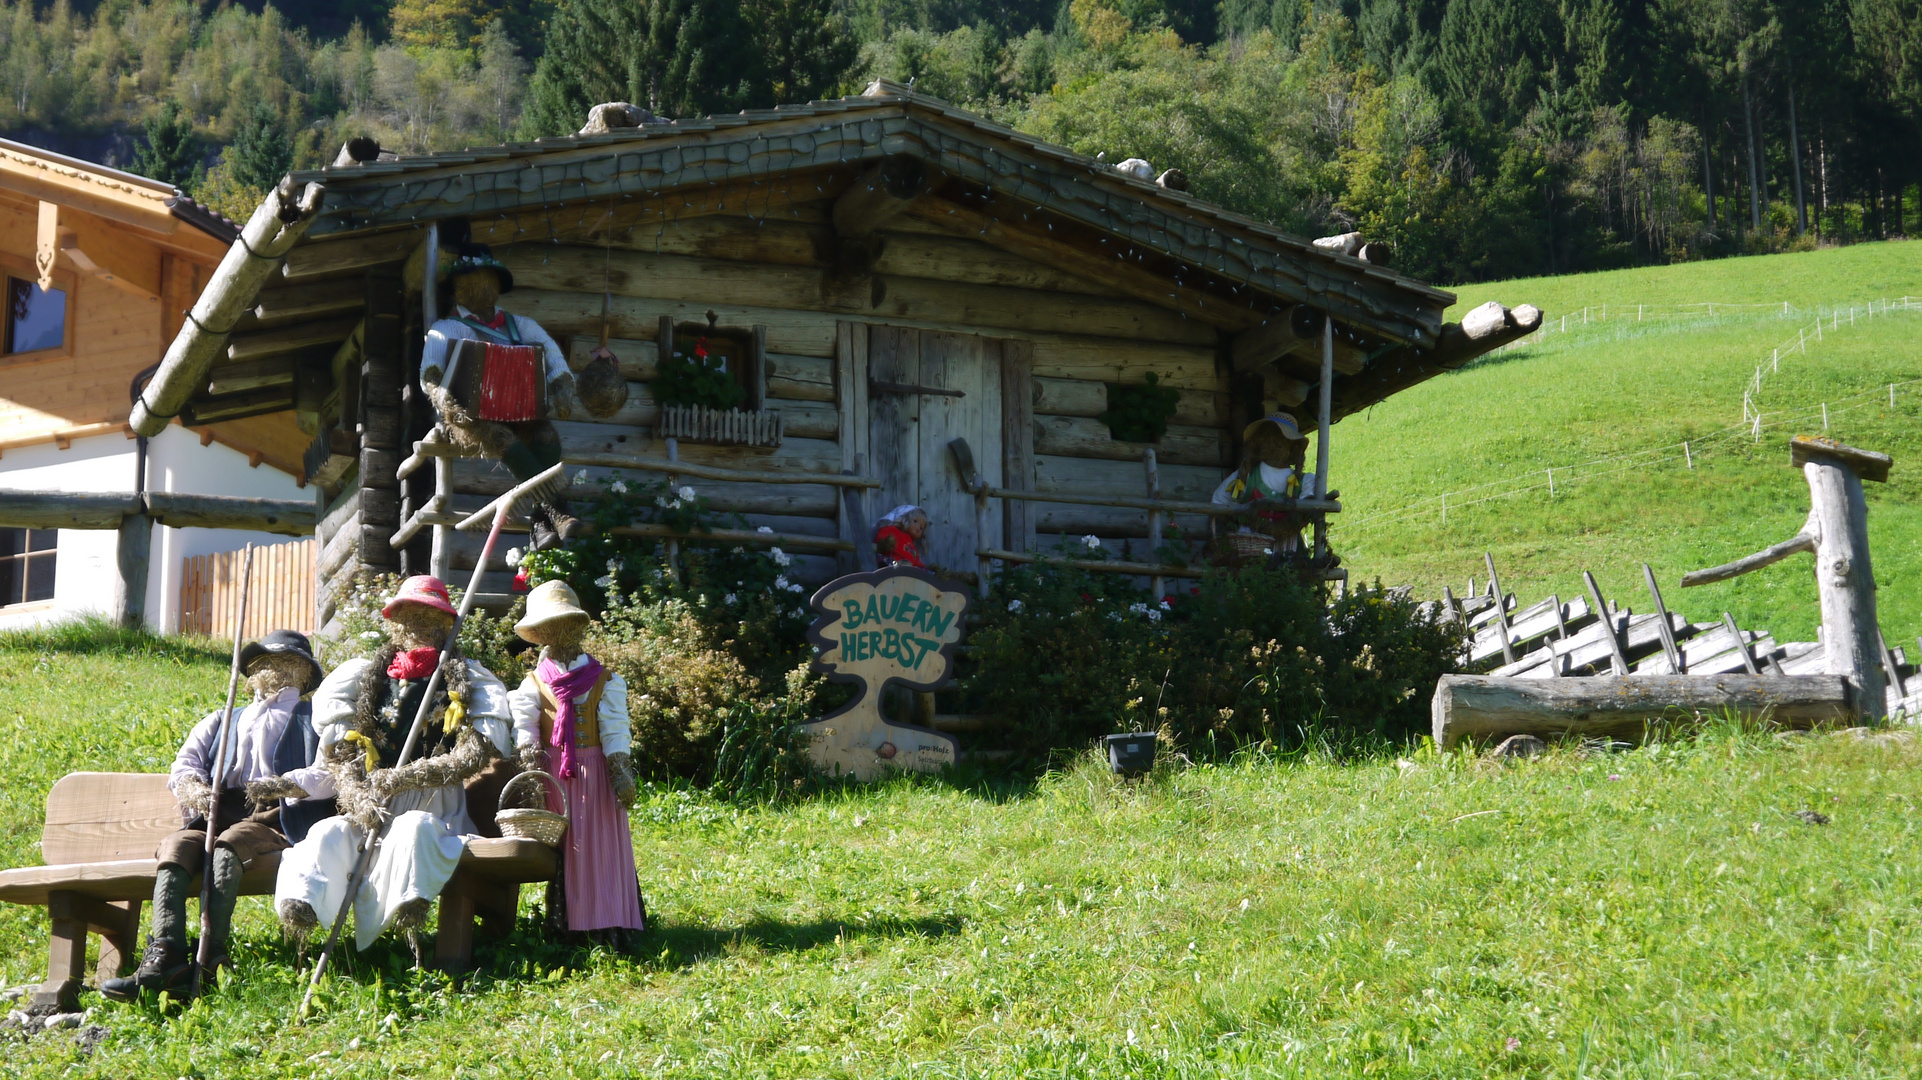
178, 539, 316, 638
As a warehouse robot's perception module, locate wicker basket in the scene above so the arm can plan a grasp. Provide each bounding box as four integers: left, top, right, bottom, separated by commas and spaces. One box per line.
496, 770, 568, 847
1207, 531, 1275, 569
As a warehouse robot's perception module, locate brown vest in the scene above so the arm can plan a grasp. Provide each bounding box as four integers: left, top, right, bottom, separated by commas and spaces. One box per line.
537, 668, 612, 749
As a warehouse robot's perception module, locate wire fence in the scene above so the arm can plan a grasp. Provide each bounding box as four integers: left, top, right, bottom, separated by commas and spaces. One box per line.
1742, 296, 1922, 413
1484, 295, 1922, 362
1332, 369, 1922, 540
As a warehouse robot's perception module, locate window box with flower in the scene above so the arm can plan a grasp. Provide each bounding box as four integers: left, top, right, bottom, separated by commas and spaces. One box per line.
652, 314, 783, 448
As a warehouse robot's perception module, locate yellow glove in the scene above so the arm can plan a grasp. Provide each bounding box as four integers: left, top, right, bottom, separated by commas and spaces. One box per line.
442, 696, 466, 735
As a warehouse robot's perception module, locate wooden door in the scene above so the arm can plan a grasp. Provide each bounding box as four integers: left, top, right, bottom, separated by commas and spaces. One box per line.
867, 327, 1004, 573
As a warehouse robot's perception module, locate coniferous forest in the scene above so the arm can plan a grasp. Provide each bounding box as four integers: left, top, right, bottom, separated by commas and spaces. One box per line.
9, 0, 1917, 285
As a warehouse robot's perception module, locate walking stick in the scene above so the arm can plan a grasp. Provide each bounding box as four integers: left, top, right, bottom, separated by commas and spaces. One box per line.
191, 542, 254, 999
298, 462, 563, 1020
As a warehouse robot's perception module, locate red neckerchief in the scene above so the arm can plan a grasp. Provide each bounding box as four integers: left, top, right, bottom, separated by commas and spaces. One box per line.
387, 647, 441, 680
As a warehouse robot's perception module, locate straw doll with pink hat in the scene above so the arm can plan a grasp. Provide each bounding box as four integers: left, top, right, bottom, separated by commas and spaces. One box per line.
506, 580, 644, 940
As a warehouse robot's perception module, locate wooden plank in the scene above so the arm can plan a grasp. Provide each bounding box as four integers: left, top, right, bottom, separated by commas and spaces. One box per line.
252, 277, 365, 324
1433, 674, 1854, 749
1033, 415, 1230, 468
874, 231, 1120, 297
766, 352, 836, 402
1583, 571, 1631, 676
226, 315, 362, 362
515, 289, 838, 357
1034, 456, 1222, 502
205, 357, 298, 396
1026, 338, 1222, 391
868, 324, 918, 551
40, 773, 179, 864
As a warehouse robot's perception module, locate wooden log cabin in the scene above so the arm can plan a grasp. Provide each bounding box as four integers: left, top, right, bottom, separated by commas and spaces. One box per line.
128, 81, 1538, 635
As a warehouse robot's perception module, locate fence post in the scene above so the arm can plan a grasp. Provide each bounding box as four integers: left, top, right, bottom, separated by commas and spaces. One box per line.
1822, 403, 1829, 429
1892, 384, 1898, 408
114, 512, 152, 630
1684, 441, 1693, 469
1546, 468, 1554, 497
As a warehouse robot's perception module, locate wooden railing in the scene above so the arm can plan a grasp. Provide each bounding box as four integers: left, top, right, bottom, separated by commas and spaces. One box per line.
393, 430, 1340, 599
179, 539, 316, 636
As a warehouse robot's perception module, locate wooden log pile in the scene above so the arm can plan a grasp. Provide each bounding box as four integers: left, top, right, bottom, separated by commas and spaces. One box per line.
1430, 550, 1920, 748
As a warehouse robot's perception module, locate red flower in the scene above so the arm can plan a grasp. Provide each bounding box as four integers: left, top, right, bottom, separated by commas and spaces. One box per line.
512, 568, 530, 592
1190, 587, 1201, 596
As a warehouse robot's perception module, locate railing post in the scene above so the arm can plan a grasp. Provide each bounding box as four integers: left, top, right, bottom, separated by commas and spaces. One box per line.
1144, 448, 1162, 599
974, 482, 991, 599
1316, 314, 1334, 561
429, 454, 453, 582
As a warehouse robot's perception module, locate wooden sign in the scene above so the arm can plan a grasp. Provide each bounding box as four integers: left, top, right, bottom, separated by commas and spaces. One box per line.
802, 566, 969, 779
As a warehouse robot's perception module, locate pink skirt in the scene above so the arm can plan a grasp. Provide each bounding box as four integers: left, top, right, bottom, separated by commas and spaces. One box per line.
544, 746, 644, 931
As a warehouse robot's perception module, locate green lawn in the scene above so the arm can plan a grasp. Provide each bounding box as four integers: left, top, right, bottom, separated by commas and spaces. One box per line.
6, 629, 1922, 1076
1333, 241, 1922, 645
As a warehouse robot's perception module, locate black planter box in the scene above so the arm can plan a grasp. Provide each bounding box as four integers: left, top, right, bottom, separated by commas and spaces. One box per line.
1104, 732, 1158, 777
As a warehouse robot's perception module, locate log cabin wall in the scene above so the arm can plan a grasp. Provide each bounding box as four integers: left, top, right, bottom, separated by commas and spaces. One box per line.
341, 197, 1240, 622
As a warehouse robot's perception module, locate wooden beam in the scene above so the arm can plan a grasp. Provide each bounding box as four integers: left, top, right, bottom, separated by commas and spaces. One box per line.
114, 513, 152, 628
253, 278, 366, 323
280, 228, 421, 281
1432, 673, 1853, 749
205, 357, 298, 395
0, 491, 143, 529
1230, 306, 1312, 372
1326, 303, 1542, 421
143, 492, 315, 536
466, 171, 855, 250
226, 315, 362, 362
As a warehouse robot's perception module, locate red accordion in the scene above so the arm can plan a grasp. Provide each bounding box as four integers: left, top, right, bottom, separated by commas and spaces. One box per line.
449, 339, 545, 423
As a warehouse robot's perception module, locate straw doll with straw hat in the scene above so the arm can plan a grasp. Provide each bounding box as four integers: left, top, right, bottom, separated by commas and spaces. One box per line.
506, 580, 645, 940
1210, 414, 1319, 561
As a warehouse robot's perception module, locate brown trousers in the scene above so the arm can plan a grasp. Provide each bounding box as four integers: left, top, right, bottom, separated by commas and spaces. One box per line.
154, 789, 290, 872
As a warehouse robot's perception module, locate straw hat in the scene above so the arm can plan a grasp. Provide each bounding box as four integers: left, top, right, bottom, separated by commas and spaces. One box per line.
238, 629, 325, 694
1242, 413, 1307, 443
515, 580, 590, 641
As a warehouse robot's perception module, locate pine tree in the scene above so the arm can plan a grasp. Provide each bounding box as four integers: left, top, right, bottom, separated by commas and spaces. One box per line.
746, 0, 857, 106
132, 102, 200, 191
228, 102, 294, 193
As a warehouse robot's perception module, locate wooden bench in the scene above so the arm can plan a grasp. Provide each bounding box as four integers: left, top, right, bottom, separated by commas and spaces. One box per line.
0, 773, 557, 1010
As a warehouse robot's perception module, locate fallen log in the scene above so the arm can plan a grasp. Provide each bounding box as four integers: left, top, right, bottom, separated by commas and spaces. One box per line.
1432, 673, 1853, 749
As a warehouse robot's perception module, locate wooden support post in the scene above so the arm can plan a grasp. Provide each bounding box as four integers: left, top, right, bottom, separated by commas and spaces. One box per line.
974, 483, 991, 599
1433, 673, 1853, 749
1684, 437, 1891, 720
663, 437, 681, 576
843, 453, 874, 571
1880, 631, 1905, 700
115, 511, 152, 629
1441, 585, 1461, 623
1482, 552, 1517, 666
1583, 570, 1632, 675
1643, 563, 1686, 673
1144, 448, 1163, 599
1315, 315, 1333, 560
429, 455, 454, 581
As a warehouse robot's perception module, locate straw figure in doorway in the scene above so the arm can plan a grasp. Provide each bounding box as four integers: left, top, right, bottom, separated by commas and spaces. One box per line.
506, 580, 645, 944
1210, 414, 1322, 563
874, 505, 929, 569
273, 576, 514, 955
420, 241, 588, 552
101, 631, 331, 1002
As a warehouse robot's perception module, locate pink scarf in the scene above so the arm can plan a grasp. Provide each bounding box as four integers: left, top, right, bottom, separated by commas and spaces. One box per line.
536, 655, 604, 779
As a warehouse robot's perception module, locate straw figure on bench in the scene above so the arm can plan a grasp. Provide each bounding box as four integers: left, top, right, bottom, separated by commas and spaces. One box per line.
273, 576, 514, 957
419, 242, 586, 553
506, 581, 646, 947
100, 630, 330, 1002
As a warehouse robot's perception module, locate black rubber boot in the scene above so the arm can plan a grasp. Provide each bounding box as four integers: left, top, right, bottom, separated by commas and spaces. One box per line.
201, 847, 242, 975
529, 504, 560, 552
102, 936, 196, 1001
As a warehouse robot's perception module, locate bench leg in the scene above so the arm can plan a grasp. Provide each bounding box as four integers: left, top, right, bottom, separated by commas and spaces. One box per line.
434, 888, 477, 975
29, 891, 88, 1011
95, 899, 142, 984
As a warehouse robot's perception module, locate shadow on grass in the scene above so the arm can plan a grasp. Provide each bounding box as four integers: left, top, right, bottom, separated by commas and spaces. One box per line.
0, 614, 227, 664
461, 911, 967, 982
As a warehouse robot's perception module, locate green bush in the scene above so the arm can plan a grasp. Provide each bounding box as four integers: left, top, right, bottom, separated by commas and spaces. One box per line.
959, 557, 1462, 761
1099, 372, 1181, 443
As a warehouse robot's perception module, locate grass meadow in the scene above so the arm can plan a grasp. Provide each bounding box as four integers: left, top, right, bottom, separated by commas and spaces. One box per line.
6, 626, 1922, 1076
1332, 240, 1922, 644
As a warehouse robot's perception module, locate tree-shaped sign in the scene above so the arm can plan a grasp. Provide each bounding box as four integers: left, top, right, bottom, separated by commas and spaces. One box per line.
802, 566, 969, 779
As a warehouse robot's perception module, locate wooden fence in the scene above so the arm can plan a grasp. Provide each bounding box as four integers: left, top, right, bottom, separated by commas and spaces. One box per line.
179, 539, 316, 638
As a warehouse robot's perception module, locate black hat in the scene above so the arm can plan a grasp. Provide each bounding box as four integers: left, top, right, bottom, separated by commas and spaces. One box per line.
442, 242, 513, 294
238, 629, 325, 694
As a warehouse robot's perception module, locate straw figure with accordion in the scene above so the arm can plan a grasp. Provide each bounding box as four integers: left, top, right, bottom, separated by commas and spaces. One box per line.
419, 242, 597, 552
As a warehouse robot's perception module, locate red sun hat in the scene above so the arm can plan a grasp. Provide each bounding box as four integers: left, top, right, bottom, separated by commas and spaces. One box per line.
382, 575, 458, 618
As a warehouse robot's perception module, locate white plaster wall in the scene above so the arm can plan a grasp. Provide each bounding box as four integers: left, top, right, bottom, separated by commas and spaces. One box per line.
0, 427, 310, 632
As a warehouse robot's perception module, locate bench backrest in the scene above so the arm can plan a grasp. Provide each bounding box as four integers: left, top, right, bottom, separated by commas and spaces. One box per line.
42, 773, 179, 865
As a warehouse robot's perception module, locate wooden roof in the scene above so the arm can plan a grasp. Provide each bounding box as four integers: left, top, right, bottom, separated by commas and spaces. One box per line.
287, 80, 1451, 346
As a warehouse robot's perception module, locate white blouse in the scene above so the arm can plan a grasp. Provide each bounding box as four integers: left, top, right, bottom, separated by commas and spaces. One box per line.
507, 651, 632, 758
